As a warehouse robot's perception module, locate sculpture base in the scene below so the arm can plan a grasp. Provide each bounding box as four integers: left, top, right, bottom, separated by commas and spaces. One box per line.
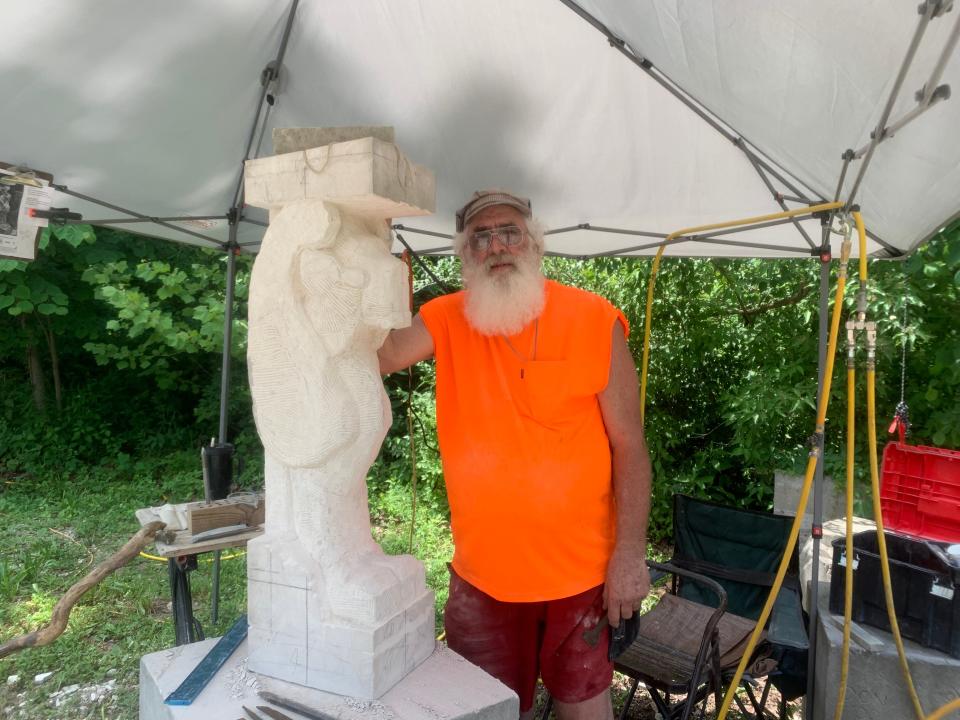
246, 536, 435, 698
139, 638, 518, 720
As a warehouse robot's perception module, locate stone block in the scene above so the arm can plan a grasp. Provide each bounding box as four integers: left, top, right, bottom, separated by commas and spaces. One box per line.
774, 471, 843, 530
244, 137, 435, 218
273, 126, 395, 155
247, 536, 435, 698
811, 592, 960, 719
139, 639, 517, 720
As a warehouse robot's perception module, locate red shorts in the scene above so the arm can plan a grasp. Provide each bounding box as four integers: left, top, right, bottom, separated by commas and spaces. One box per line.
443, 567, 613, 712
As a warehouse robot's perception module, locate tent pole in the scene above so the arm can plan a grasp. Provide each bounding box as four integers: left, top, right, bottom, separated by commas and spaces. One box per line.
805, 245, 831, 719
217, 223, 238, 446
50, 183, 222, 247
846, 1, 937, 208
736, 140, 818, 249
210, 218, 238, 627
209, 0, 300, 626
556, 0, 820, 203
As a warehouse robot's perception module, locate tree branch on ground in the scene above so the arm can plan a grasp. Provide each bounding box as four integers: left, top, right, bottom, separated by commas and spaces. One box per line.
0, 520, 165, 659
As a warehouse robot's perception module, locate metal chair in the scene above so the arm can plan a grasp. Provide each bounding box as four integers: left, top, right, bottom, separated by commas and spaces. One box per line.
615, 494, 808, 720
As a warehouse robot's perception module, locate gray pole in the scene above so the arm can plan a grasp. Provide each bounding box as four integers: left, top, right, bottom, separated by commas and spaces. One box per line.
805, 251, 831, 718
211, 218, 238, 625
218, 221, 238, 445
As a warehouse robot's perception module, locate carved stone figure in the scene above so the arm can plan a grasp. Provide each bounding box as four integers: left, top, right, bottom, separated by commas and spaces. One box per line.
243, 137, 436, 698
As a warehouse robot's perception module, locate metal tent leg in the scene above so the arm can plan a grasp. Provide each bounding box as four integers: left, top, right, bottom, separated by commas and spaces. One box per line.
211, 222, 239, 625
805, 251, 831, 718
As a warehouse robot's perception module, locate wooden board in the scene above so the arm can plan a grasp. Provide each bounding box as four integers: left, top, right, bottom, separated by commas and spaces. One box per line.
187, 499, 265, 535
135, 496, 264, 558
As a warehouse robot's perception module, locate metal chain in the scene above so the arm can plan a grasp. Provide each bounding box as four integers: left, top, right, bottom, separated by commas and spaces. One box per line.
894, 294, 910, 436
899, 299, 908, 404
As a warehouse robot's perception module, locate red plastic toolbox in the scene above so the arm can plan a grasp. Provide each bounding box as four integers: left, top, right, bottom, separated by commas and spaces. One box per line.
880, 441, 960, 544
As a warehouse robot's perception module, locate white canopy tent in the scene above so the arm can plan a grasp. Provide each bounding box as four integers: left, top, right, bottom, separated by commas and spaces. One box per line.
3, 0, 958, 259
3, 2, 958, 715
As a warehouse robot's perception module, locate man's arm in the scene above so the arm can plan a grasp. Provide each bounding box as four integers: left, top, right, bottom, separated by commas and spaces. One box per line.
378, 313, 435, 374
598, 321, 652, 625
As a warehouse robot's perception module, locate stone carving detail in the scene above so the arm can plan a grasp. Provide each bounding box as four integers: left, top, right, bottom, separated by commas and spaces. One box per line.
243, 138, 435, 699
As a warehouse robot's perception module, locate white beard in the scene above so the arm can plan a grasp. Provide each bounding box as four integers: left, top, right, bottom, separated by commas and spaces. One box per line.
461, 249, 546, 336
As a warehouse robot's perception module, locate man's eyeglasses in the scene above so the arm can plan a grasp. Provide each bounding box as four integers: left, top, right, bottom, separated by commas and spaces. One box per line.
468, 225, 525, 252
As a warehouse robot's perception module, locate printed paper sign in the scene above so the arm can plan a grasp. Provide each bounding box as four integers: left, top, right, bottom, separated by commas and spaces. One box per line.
0, 168, 54, 262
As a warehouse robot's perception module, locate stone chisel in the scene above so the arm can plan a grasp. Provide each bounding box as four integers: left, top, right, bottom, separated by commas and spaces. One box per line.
255, 706, 295, 720
190, 524, 251, 543
258, 691, 339, 720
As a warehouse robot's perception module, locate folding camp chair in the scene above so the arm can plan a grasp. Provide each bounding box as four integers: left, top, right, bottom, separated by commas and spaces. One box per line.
615, 494, 808, 720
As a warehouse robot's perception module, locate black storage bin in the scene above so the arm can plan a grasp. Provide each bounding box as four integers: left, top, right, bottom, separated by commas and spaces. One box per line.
829, 530, 960, 658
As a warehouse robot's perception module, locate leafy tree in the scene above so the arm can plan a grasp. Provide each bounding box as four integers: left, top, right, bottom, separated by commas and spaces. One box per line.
0, 224, 97, 412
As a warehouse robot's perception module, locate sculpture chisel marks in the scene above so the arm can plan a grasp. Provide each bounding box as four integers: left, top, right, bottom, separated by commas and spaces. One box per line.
243, 135, 436, 699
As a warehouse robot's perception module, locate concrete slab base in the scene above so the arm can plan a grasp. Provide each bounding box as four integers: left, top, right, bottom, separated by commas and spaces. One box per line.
811, 594, 960, 719
140, 638, 518, 720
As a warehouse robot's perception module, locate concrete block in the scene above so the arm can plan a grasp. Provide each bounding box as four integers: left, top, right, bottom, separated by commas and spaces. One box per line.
273, 126, 396, 155
774, 471, 844, 547
140, 639, 517, 720
811, 592, 960, 719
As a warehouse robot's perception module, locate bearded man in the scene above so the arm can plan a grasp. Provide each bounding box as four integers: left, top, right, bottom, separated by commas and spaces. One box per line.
378, 190, 651, 720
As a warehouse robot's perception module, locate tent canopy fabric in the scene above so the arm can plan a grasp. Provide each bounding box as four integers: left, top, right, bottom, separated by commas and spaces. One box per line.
2, 0, 958, 259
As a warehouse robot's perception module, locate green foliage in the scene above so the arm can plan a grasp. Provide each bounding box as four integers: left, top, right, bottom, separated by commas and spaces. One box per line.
870, 222, 960, 447
2, 221, 958, 546
544, 225, 960, 538
0, 453, 248, 718
0, 226, 255, 476
76, 234, 250, 389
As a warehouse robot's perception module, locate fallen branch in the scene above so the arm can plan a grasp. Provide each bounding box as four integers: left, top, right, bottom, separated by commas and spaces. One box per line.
0, 520, 165, 659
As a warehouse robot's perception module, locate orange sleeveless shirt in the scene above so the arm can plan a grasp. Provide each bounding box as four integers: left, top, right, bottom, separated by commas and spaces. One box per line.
420, 280, 628, 601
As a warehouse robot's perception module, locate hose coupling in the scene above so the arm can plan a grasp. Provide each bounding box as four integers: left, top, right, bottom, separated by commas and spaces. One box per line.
808, 431, 824, 456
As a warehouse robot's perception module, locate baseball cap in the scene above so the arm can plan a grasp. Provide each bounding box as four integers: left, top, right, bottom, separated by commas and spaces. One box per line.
455, 189, 532, 232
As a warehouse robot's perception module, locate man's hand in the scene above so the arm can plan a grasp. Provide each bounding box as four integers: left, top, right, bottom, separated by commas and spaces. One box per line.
603, 545, 651, 625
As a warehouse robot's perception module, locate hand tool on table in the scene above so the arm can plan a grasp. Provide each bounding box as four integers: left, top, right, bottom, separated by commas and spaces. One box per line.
257, 705, 299, 720
190, 523, 253, 543
258, 690, 340, 720
243, 705, 267, 720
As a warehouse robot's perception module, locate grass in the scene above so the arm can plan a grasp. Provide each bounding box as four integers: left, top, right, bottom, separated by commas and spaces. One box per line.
0, 452, 252, 718
0, 453, 797, 719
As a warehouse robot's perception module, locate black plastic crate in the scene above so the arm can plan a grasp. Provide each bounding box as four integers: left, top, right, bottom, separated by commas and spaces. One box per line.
828, 530, 960, 658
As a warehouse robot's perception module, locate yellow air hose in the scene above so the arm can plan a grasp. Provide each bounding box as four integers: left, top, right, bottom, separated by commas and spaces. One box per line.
638, 204, 954, 719
833, 290, 857, 720
713, 217, 851, 720
854, 211, 927, 720
927, 698, 960, 720
638, 201, 843, 425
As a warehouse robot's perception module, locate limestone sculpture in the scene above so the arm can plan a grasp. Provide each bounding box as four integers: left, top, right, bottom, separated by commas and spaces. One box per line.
243, 137, 435, 698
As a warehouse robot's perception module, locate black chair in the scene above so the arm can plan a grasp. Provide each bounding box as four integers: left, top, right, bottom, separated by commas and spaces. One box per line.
614, 494, 808, 720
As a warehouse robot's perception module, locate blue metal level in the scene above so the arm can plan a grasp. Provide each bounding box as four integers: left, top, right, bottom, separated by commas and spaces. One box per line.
164, 614, 248, 706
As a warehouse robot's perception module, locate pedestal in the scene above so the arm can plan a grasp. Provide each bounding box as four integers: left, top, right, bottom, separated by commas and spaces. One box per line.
139, 638, 518, 720
246, 537, 436, 698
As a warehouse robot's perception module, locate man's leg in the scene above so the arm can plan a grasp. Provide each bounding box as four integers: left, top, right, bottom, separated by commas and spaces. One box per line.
540, 585, 615, 720
443, 566, 543, 715
554, 689, 613, 720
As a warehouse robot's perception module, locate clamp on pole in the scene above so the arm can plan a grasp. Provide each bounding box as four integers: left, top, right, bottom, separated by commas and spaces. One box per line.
27, 207, 82, 225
